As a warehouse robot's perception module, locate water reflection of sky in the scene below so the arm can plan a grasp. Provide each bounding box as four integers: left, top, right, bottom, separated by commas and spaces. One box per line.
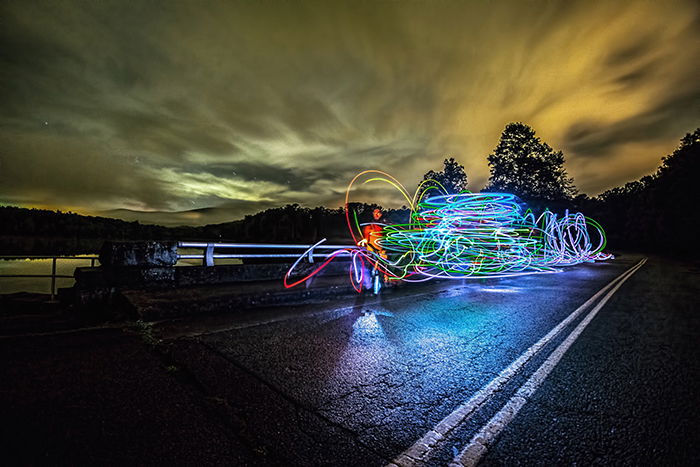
175, 248, 242, 267
0, 256, 97, 294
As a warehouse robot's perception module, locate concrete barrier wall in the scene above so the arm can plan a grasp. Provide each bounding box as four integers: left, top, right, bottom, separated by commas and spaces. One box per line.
74, 261, 350, 289
99, 241, 178, 267
70, 241, 353, 311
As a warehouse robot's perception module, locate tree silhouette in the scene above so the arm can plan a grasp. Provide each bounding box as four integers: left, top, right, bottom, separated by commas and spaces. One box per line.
646, 128, 699, 250
656, 128, 699, 180
421, 157, 468, 195
485, 123, 576, 201
593, 128, 699, 255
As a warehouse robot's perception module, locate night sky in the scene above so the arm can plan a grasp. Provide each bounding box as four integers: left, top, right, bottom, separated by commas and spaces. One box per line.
1, 0, 699, 226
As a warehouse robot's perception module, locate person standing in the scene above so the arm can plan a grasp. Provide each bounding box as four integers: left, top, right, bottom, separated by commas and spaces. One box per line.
358, 208, 388, 293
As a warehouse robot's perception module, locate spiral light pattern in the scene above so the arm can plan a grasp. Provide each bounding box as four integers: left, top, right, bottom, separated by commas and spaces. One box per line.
284, 171, 612, 292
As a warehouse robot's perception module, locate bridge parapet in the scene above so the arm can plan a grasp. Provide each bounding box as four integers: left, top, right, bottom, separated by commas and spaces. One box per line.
71, 241, 354, 316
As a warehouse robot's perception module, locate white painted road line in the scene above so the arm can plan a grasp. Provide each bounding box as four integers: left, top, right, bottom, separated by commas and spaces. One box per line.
450, 257, 647, 467
388, 258, 647, 467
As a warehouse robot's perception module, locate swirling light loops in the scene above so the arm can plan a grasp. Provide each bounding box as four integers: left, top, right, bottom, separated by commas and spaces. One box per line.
284, 170, 612, 292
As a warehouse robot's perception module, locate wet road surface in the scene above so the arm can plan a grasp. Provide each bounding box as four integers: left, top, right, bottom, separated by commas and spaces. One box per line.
2, 253, 698, 465
159, 253, 699, 465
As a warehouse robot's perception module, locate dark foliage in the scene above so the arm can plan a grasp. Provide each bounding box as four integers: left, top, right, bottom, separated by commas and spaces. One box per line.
0, 203, 410, 255
212, 204, 349, 244
591, 128, 700, 256
485, 122, 577, 202
421, 157, 468, 195
0, 206, 200, 254
0, 206, 170, 239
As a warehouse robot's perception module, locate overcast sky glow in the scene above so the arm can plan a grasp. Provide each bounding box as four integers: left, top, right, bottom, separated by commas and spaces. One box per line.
1, 0, 699, 225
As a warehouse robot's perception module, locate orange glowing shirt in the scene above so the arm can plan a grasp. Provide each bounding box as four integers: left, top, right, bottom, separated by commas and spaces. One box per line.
362, 223, 383, 251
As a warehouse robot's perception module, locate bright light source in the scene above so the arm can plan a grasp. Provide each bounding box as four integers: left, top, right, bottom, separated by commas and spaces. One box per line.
285, 171, 613, 292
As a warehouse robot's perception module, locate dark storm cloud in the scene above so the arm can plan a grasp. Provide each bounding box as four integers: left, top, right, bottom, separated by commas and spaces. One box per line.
0, 129, 172, 210
1, 0, 699, 223
563, 14, 700, 160
604, 34, 658, 68
202, 162, 303, 190
564, 87, 700, 158
104, 107, 239, 160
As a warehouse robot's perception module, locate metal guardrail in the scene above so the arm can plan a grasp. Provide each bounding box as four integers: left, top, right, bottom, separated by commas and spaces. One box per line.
178, 242, 359, 266
0, 256, 99, 300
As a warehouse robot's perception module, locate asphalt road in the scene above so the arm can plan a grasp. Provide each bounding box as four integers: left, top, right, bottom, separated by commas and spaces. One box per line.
1, 253, 698, 466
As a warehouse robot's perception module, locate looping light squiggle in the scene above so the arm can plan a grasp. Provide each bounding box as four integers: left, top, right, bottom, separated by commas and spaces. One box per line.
284, 171, 612, 292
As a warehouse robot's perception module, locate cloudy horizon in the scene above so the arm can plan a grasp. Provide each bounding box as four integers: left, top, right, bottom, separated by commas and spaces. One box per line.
1, 0, 699, 226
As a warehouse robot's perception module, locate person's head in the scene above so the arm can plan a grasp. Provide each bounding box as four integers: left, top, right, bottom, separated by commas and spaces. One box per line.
372, 208, 383, 221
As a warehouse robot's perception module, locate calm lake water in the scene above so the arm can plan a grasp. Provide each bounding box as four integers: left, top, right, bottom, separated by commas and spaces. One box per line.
0, 249, 241, 294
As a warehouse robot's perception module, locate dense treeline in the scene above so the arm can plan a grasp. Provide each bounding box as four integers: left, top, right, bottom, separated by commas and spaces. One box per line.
0, 203, 405, 254
0, 207, 200, 254
212, 203, 410, 244
189, 204, 349, 244
480, 125, 699, 257
588, 128, 699, 256
1, 206, 171, 239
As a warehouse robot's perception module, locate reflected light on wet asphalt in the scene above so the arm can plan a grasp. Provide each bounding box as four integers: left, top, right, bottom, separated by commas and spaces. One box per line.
352, 311, 386, 340
480, 287, 523, 294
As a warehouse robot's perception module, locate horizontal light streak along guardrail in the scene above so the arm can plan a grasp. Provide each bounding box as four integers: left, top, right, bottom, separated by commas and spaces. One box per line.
0, 256, 99, 260
178, 242, 357, 249
178, 254, 347, 259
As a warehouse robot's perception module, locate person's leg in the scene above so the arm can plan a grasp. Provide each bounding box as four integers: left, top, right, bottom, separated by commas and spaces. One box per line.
379, 249, 390, 283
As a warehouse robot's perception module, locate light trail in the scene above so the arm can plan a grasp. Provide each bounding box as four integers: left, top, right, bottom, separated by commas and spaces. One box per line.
285, 171, 612, 292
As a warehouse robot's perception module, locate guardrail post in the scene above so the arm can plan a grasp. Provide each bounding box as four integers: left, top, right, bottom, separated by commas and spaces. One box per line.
307, 245, 315, 263
204, 243, 215, 266
50, 257, 57, 301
